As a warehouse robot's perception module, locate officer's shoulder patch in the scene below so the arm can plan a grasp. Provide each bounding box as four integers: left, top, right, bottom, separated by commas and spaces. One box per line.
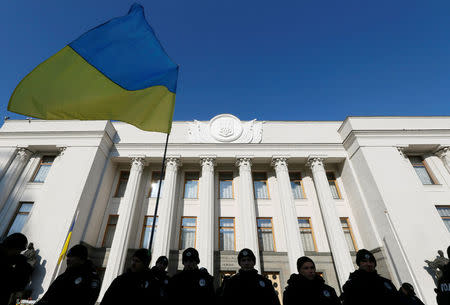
74, 277, 83, 285
91, 280, 99, 288
259, 280, 266, 287
384, 281, 392, 290
164, 279, 169, 285
323, 290, 331, 297
199, 278, 206, 287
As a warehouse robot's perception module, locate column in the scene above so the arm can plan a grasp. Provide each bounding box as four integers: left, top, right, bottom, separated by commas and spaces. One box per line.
0, 148, 33, 213
198, 156, 216, 273
151, 156, 181, 265
307, 156, 354, 286
100, 156, 145, 298
236, 157, 261, 272
437, 147, 450, 174
272, 156, 305, 274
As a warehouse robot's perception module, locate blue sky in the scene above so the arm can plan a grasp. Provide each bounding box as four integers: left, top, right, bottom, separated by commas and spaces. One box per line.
1, 1, 450, 125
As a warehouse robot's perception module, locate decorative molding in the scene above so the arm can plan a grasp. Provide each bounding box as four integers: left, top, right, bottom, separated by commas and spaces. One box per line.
188, 114, 263, 143
57, 146, 67, 156
130, 156, 145, 171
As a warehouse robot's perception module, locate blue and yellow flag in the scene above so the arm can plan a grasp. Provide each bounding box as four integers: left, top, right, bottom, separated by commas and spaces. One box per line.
57, 215, 76, 266
8, 4, 178, 133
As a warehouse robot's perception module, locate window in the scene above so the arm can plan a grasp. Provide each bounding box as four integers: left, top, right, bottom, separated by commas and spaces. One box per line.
290, 172, 305, 199
184, 172, 199, 199
409, 156, 436, 185
219, 172, 234, 199
219, 217, 235, 250
340, 217, 357, 251
436, 206, 450, 232
179, 217, 197, 249
114, 171, 129, 197
7, 202, 33, 236
32, 156, 55, 182
327, 172, 341, 199
140, 216, 158, 248
149, 172, 164, 198
102, 215, 119, 247
298, 217, 317, 251
253, 172, 270, 199
257, 218, 275, 251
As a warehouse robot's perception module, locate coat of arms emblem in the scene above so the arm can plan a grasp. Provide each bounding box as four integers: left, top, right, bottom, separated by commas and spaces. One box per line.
218, 119, 234, 138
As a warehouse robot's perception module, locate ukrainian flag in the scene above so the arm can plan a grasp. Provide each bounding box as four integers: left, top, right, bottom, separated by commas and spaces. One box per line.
57, 216, 76, 266
8, 4, 178, 133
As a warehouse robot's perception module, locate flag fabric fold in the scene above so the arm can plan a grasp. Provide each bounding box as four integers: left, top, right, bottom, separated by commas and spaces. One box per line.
8, 3, 178, 133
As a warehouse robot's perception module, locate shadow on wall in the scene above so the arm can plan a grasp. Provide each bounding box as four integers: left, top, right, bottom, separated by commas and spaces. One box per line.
29, 250, 46, 299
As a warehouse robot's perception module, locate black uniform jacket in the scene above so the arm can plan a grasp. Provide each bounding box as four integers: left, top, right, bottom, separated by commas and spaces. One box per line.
398, 291, 425, 305
150, 266, 170, 305
0, 246, 32, 305
100, 268, 158, 305
36, 260, 100, 305
220, 269, 281, 305
283, 273, 341, 305
168, 268, 215, 305
341, 270, 400, 305
437, 264, 450, 305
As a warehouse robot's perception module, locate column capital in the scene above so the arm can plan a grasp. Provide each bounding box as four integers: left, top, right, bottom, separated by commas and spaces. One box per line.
306, 155, 326, 169
395, 145, 409, 160
130, 155, 146, 171
235, 156, 253, 170
165, 155, 182, 169
436, 147, 449, 159
57, 146, 67, 156
16, 147, 33, 161
271, 156, 289, 171
200, 155, 216, 168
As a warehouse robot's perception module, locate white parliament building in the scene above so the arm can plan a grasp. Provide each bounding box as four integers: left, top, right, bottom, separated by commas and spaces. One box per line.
0, 114, 449, 304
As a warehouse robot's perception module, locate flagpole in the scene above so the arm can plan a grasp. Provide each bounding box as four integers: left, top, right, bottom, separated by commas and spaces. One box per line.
148, 132, 169, 256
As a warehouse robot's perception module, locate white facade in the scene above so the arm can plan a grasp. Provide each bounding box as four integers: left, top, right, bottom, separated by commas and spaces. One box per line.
0, 114, 449, 305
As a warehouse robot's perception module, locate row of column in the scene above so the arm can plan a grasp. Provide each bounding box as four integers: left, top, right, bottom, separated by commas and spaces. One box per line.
100, 153, 369, 297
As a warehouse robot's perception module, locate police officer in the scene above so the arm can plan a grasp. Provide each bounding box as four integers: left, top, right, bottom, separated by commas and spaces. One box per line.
220, 248, 280, 305
398, 283, 424, 305
101, 248, 158, 305
167, 248, 215, 305
36, 244, 100, 305
150, 256, 170, 304
283, 256, 341, 305
436, 245, 450, 305
0, 233, 32, 305
341, 249, 400, 305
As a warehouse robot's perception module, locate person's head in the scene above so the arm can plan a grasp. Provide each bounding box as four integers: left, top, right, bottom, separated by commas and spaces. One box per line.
400, 283, 415, 296
238, 248, 256, 271
155, 256, 168, 271
297, 256, 316, 280
182, 248, 199, 270
438, 250, 444, 257
447, 245, 450, 260
356, 249, 376, 273
3, 233, 28, 256
131, 248, 151, 273
27, 242, 34, 250
66, 244, 88, 269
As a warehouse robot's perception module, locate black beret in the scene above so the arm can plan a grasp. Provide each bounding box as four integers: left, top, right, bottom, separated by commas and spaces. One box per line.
182, 248, 200, 264
238, 248, 256, 264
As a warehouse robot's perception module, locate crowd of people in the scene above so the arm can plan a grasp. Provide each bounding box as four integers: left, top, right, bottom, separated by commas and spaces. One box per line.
1, 232, 449, 305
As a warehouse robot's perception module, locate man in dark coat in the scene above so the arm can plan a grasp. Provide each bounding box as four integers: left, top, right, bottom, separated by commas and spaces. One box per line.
101, 248, 158, 305
283, 256, 341, 305
36, 244, 100, 305
398, 283, 425, 305
150, 256, 170, 305
436, 245, 450, 305
341, 249, 400, 305
168, 248, 215, 305
220, 248, 280, 305
0, 233, 32, 305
